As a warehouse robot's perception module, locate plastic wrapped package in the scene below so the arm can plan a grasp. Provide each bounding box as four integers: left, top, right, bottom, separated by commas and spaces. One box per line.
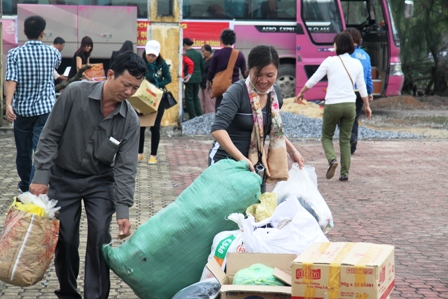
0, 195, 60, 286
233, 263, 286, 286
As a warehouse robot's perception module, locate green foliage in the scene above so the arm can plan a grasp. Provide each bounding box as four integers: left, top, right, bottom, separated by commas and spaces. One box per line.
391, 0, 448, 95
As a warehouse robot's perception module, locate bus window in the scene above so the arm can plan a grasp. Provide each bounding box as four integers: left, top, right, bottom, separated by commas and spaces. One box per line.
182, 0, 295, 20
302, 0, 343, 44
224, 0, 247, 18
1, 0, 148, 18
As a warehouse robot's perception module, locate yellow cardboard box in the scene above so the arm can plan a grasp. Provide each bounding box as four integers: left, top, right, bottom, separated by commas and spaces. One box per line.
138, 112, 157, 127
128, 79, 163, 115
291, 242, 395, 299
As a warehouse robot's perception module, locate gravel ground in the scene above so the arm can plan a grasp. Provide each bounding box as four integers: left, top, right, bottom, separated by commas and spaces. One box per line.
183, 95, 448, 139
181, 112, 420, 139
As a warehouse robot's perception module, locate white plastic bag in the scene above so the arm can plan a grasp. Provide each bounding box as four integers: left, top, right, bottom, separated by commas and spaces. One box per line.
199, 230, 244, 281
18, 192, 60, 219
273, 164, 334, 233
228, 198, 328, 256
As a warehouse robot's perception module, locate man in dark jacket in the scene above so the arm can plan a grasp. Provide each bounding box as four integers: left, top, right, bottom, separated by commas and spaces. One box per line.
183, 37, 205, 119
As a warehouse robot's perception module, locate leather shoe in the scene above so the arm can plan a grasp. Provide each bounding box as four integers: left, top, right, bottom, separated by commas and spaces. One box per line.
339, 175, 349, 181
326, 159, 338, 179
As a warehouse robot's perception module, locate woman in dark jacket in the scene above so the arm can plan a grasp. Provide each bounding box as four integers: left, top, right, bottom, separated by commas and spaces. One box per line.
138, 40, 172, 164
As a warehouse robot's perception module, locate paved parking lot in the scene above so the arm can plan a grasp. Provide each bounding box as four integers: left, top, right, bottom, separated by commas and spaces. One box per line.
0, 133, 447, 298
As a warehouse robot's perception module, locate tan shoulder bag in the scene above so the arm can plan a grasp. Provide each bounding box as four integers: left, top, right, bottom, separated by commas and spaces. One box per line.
211, 49, 239, 98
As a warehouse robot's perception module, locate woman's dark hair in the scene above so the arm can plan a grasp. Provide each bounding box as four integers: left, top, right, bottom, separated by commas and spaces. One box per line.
24, 15, 46, 40
142, 50, 164, 65
75, 36, 94, 58
110, 51, 146, 80
220, 29, 236, 45
119, 40, 134, 53
248, 45, 279, 74
334, 32, 354, 56
202, 44, 213, 53
344, 28, 362, 45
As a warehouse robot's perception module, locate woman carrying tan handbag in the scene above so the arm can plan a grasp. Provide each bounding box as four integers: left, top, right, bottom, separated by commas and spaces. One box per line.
296, 32, 371, 182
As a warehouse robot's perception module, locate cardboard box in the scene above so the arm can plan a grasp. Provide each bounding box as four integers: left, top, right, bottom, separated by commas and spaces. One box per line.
292, 242, 395, 299
138, 112, 157, 127
128, 79, 163, 115
84, 63, 106, 81
207, 252, 296, 299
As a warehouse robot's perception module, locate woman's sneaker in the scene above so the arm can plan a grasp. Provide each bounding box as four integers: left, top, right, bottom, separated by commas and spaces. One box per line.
148, 156, 157, 164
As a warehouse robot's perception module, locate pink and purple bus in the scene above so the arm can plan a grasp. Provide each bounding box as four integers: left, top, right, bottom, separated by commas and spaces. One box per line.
1, 0, 413, 100
183, 0, 414, 100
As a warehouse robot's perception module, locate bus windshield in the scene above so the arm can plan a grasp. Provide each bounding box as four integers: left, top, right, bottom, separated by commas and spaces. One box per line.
302, 0, 343, 44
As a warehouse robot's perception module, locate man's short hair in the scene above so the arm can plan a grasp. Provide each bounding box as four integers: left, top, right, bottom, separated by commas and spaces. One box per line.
109, 51, 146, 80
53, 37, 65, 45
24, 16, 46, 40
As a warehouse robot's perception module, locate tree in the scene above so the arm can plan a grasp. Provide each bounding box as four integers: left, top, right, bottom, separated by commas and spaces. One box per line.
391, 0, 448, 95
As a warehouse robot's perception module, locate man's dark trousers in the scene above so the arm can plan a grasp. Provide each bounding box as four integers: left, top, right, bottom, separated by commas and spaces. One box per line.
48, 165, 115, 299
351, 91, 364, 154
185, 82, 203, 119
14, 113, 49, 192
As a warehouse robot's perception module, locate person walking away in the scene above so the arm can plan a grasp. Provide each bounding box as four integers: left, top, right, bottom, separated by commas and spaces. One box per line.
295, 32, 371, 182
209, 45, 305, 193
5, 15, 61, 193
183, 37, 204, 119
52, 37, 68, 82
206, 29, 248, 110
29, 51, 147, 299
110, 40, 133, 69
68, 36, 93, 79
345, 27, 373, 154
199, 44, 216, 114
138, 40, 172, 164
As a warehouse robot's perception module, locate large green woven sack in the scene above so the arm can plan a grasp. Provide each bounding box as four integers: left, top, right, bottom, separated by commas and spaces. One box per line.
103, 159, 261, 299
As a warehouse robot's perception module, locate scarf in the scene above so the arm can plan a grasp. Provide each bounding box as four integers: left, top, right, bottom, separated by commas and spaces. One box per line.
246, 76, 289, 182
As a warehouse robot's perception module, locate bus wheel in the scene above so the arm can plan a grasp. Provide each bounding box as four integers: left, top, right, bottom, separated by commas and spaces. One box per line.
276, 64, 296, 99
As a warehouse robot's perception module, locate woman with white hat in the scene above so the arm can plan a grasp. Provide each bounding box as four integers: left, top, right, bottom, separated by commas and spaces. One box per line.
138, 40, 172, 164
